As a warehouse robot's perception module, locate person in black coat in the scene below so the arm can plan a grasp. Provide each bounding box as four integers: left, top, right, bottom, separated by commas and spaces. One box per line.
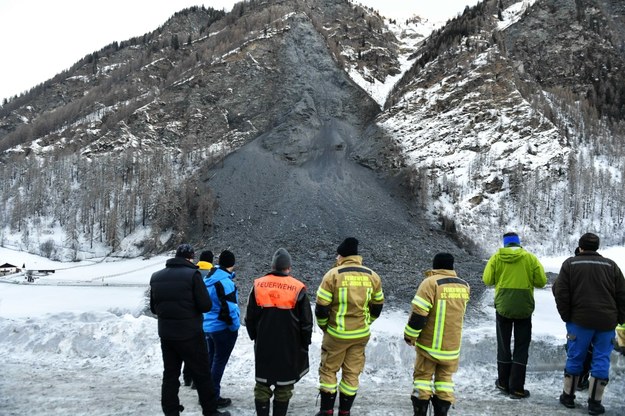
245, 248, 313, 416
150, 244, 230, 416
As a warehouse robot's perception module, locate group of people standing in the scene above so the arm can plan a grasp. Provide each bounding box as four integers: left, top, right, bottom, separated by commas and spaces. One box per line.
149, 231, 625, 416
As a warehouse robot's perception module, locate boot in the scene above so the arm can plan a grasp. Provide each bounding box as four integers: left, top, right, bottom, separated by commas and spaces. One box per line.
165, 405, 184, 416
255, 400, 270, 416
587, 376, 608, 415
496, 362, 511, 393
315, 391, 336, 416
338, 392, 355, 415
508, 362, 530, 398
273, 400, 289, 416
431, 395, 451, 416
411, 395, 430, 416
559, 371, 579, 409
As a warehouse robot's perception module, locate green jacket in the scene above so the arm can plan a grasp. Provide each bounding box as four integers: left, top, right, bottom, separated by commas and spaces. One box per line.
482, 246, 547, 319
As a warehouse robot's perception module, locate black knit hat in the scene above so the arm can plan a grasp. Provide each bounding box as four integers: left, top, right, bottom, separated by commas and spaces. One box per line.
579, 233, 600, 251
337, 237, 358, 257
199, 250, 214, 263
271, 248, 292, 271
218, 250, 236, 268
175, 244, 195, 259
432, 252, 454, 270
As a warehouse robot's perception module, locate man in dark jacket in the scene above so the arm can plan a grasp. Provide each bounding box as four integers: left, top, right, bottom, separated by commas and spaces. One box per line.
553, 233, 625, 415
245, 248, 313, 416
150, 244, 230, 416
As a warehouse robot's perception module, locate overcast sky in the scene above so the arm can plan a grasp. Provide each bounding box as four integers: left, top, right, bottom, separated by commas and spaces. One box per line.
0, 0, 481, 102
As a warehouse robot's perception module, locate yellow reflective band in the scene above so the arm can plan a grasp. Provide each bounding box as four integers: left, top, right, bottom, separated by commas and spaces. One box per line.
336, 287, 348, 331
373, 290, 384, 302
434, 381, 455, 393
413, 379, 433, 392
404, 325, 421, 338
432, 299, 447, 350
319, 382, 337, 393
416, 343, 461, 360
339, 380, 358, 396
412, 295, 432, 312
327, 325, 370, 339
317, 287, 333, 303
364, 288, 372, 325
317, 317, 328, 325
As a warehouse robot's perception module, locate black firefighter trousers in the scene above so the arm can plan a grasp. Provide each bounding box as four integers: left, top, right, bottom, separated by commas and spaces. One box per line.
160, 333, 218, 415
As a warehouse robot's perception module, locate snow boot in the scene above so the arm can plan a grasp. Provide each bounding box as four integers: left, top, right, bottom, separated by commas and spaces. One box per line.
559, 371, 579, 409
508, 362, 529, 399
255, 400, 270, 416
338, 392, 355, 415
496, 362, 511, 393
431, 395, 451, 416
315, 391, 336, 416
411, 395, 430, 416
165, 405, 184, 416
587, 376, 608, 415
273, 400, 289, 416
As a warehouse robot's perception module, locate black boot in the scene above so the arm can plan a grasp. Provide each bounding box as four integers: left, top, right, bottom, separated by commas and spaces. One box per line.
496, 362, 511, 393
508, 362, 530, 399
560, 371, 579, 409
587, 376, 608, 415
273, 400, 289, 416
431, 395, 451, 416
255, 400, 270, 416
411, 395, 430, 416
338, 392, 355, 415
315, 391, 336, 416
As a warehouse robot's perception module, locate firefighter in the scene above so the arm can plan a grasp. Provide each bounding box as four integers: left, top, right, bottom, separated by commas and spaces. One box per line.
245, 248, 313, 416
404, 253, 470, 416
315, 237, 384, 416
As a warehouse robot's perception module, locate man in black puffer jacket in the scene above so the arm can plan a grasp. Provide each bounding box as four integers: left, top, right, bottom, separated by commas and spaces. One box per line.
150, 244, 230, 416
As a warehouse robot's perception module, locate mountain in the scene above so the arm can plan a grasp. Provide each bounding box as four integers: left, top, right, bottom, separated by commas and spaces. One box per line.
0, 0, 624, 299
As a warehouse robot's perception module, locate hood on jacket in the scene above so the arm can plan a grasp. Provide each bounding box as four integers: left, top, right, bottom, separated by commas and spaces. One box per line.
497, 247, 526, 263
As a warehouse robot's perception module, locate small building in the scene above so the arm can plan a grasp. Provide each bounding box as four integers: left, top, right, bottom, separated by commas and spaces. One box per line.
0, 263, 19, 275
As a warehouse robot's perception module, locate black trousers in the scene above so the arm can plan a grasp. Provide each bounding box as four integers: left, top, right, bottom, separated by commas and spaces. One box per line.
495, 312, 532, 392
160, 333, 217, 415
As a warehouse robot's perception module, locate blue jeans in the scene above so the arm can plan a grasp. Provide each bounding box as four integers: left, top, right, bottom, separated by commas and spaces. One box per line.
206, 329, 238, 398
565, 322, 613, 379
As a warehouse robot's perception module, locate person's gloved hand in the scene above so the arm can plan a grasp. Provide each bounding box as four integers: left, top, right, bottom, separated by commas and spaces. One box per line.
404, 336, 415, 346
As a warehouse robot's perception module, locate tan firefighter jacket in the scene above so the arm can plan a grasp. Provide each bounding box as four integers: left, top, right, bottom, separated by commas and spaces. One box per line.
404, 269, 470, 362
316, 255, 384, 340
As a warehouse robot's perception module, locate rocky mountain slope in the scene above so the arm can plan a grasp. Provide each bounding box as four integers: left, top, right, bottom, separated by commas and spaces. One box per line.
1, 0, 624, 301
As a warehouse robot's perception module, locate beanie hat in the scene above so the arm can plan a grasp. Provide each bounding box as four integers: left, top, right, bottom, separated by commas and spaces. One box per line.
579, 233, 600, 251
432, 252, 454, 270
218, 250, 235, 268
271, 248, 292, 271
337, 237, 358, 257
175, 244, 195, 259
199, 250, 214, 263
503, 232, 521, 247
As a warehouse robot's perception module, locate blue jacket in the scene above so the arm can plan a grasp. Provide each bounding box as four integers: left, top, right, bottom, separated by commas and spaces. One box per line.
203, 266, 240, 333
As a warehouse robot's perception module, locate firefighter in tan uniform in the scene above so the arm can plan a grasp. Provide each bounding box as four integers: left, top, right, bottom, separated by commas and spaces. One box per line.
404, 253, 470, 416
315, 237, 384, 416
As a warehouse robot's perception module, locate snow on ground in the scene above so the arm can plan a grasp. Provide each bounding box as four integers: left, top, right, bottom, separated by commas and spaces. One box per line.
1, 246, 625, 415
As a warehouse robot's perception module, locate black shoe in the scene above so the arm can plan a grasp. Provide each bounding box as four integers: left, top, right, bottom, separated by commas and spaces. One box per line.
588, 399, 605, 415
216, 397, 232, 408
559, 392, 576, 408
495, 379, 509, 394
509, 389, 530, 399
